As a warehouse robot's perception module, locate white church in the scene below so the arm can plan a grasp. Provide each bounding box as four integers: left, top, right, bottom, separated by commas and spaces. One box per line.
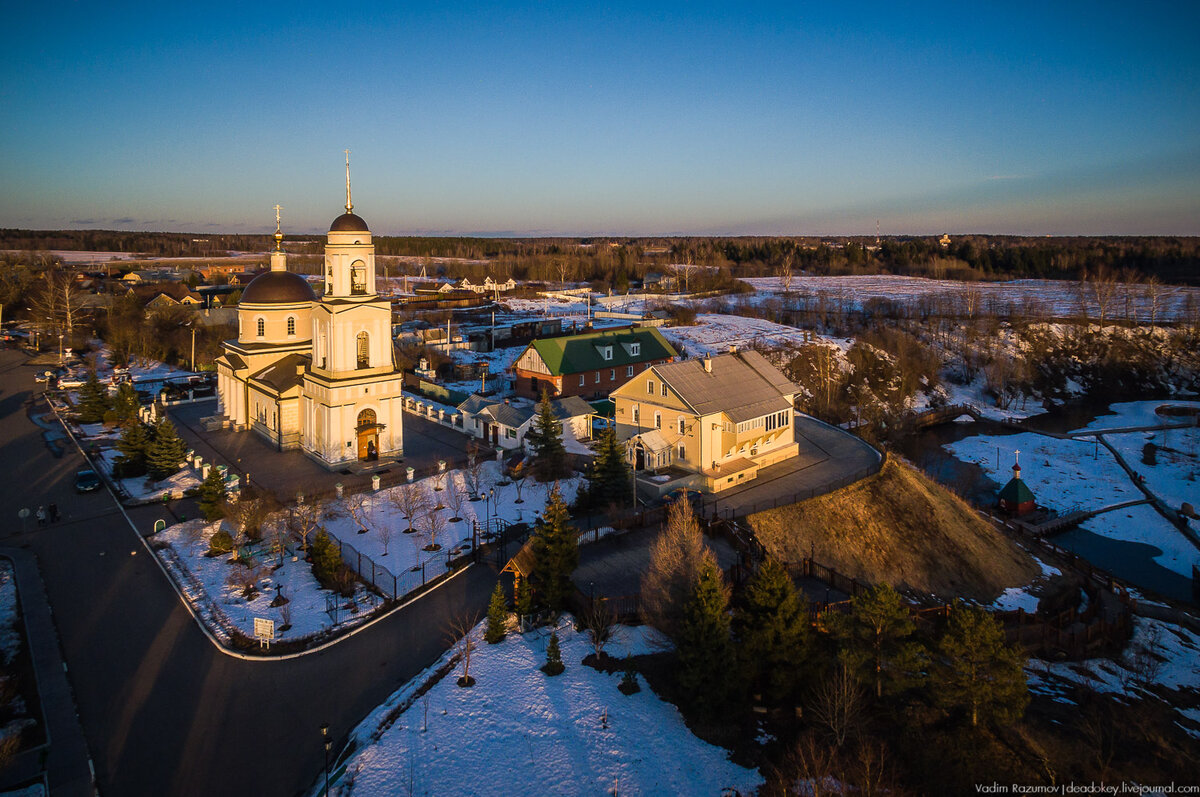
214, 158, 404, 468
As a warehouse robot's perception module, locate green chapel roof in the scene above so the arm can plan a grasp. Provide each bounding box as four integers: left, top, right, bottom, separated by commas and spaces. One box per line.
998, 476, 1035, 505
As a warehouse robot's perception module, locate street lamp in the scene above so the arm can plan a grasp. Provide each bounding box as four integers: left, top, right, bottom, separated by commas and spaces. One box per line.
320, 723, 331, 795
58, 333, 64, 365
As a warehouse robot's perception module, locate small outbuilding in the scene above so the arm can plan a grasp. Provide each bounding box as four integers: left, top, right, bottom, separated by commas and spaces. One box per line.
998, 460, 1037, 516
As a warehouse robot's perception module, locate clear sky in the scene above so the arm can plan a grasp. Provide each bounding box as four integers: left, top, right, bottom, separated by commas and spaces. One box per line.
1, 1, 1197, 237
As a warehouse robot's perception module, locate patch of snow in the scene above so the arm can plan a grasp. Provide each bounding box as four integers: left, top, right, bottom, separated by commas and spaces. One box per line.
327, 618, 762, 797
0, 560, 19, 666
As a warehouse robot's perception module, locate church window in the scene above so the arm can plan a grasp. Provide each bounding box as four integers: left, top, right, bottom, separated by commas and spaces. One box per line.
351, 261, 367, 295
256, 318, 265, 337
286, 316, 296, 336
356, 331, 370, 369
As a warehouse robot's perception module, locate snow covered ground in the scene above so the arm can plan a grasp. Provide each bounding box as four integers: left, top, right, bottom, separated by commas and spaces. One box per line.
945, 417, 1200, 578
153, 520, 382, 644
744, 275, 1200, 323
151, 461, 584, 644
992, 556, 1062, 613
322, 461, 583, 574
1026, 615, 1200, 738
0, 560, 19, 668
325, 618, 763, 797
658, 313, 819, 357
94, 448, 202, 504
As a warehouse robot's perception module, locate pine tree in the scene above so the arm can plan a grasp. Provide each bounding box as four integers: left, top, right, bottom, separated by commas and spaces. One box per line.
309, 529, 342, 588
485, 582, 508, 644
515, 576, 533, 623
530, 486, 579, 614
525, 390, 568, 482
115, 421, 152, 477
197, 467, 227, 521
542, 631, 565, 676
931, 603, 1028, 728
734, 558, 809, 704
827, 583, 927, 699
675, 564, 735, 718
583, 426, 632, 510
75, 373, 112, 423
146, 417, 188, 480
112, 382, 140, 424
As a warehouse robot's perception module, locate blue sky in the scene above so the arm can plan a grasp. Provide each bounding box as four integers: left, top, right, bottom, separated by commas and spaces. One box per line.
1, 1, 1197, 236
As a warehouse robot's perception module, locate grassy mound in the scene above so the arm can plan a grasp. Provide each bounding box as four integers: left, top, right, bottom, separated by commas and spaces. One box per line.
748, 457, 1036, 602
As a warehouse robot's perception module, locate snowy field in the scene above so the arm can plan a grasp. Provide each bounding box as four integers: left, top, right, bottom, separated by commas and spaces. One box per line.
743, 275, 1200, 323
945, 407, 1200, 577
154, 520, 382, 643
658, 313, 822, 357
1082, 402, 1200, 514
326, 618, 763, 797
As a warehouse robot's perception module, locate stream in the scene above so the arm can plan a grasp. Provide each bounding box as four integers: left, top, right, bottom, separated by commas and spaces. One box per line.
897, 399, 1197, 603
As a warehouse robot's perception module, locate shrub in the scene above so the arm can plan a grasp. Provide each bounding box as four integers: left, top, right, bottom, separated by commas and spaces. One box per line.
542, 631, 565, 676
208, 529, 234, 554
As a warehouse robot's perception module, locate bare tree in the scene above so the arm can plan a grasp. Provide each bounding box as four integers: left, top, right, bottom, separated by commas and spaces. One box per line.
1143, 275, 1164, 328
1083, 265, 1121, 327
809, 663, 866, 747
640, 498, 717, 639
465, 452, 484, 500
389, 482, 428, 534
378, 520, 395, 557
512, 466, 528, 504
445, 482, 466, 522
778, 251, 794, 294
581, 600, 617, 660
345, 491, 372, 533
287, 498, 326, 552
422, 505, 447, 552
447, 612, 480, 687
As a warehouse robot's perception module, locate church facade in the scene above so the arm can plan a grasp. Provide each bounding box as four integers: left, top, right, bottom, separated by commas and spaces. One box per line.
214, 163, 404, 468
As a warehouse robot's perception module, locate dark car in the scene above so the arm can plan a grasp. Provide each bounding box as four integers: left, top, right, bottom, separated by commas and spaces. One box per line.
74, 469, 102, 493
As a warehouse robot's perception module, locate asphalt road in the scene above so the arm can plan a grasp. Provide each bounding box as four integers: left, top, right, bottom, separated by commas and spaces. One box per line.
0, 349, 497, 796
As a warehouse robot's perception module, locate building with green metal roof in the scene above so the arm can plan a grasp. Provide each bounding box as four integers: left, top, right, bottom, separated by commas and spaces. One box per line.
511, 326, 678, 400
998, 462, 1037, 516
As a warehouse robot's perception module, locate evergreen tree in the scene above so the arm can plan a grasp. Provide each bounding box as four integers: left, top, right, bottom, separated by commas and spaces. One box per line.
75, 373, 112, 423
529, 486, 578, 614
827, 583, 927, 699
542, 631, 565, 676
675, 564, 735, 718
583, 426, 632, 510
931, 603, 1028, 728
619, 656, 641, 695
515, 576, 533, 623
115, 421, 152, 477
309, 529, 342, 588
485, 582, 508, 644
734, 558, 809, 704
525, 390, 568, 482
197, 467, 227, 521
146, 417, 188, 480
112, 382, 140, 424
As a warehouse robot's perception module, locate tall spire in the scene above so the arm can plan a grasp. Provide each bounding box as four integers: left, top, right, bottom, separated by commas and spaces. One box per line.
273, 203, 284, 253
344, 148, 353, 213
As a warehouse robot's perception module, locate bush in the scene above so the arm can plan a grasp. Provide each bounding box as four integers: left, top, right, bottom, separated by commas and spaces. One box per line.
310, 530, 343, 589
618, 656, 641, 695
208, 529, 234, 554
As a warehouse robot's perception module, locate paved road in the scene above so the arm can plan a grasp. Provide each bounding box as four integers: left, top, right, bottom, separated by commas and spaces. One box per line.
0, 349, 497, 796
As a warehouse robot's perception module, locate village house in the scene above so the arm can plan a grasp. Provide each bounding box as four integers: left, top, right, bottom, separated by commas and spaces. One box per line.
457, 393, 593, 450
610, 348, 800, 494
511, 326, 677, 400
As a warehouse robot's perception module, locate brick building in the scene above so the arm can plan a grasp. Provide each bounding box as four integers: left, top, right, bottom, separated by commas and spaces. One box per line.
511, 326, 677, 400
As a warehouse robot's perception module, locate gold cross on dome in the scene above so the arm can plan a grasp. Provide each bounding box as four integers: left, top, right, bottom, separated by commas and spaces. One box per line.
274, 204, 282, 226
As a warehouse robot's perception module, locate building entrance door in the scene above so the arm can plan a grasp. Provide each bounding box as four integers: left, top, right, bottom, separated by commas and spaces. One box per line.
356, 409, 380, 461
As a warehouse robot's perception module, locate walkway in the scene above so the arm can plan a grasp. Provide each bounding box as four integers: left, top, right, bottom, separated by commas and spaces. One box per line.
0, 350, 499, 796
0, 549, 92, 796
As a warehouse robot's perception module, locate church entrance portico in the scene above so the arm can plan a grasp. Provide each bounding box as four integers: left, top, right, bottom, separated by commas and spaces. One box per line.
356, 408, 382, 461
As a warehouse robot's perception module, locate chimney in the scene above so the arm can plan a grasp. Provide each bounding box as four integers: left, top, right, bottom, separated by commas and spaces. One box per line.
728, 344, 737, 354
702, 355, 712, 373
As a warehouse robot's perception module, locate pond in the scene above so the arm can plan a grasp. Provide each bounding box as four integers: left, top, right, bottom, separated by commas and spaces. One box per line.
897, 398, 1198, 604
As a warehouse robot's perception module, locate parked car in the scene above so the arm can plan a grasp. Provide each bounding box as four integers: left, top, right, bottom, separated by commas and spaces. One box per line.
73, 469, 102, 493
34, 369, 61, 383
57, 373, 89, 389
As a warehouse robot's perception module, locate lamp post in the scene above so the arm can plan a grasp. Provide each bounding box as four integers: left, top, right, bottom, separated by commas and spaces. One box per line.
58, 333, 64, 365
190, 323, 197, 372
320, 723, 331, 795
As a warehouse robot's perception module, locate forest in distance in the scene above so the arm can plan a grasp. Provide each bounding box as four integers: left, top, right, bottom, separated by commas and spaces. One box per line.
2, 229, 1199, 286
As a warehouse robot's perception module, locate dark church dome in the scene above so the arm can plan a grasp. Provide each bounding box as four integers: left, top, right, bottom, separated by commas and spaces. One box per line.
241, 271, 317, 304
329, 212, 370, 232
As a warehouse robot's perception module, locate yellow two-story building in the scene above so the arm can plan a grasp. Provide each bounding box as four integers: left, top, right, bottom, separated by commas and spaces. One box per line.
610, 348, 800, 494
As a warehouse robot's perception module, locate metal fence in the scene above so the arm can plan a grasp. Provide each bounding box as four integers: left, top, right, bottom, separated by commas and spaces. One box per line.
333, 530, 473, 602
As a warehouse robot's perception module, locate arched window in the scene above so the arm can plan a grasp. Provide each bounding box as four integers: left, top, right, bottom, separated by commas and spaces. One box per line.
356, 331, 370, 369
286, 316, 296, 336
357, 408, 376, 428
256, 318, 265, 337
351, 261, 367, 295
